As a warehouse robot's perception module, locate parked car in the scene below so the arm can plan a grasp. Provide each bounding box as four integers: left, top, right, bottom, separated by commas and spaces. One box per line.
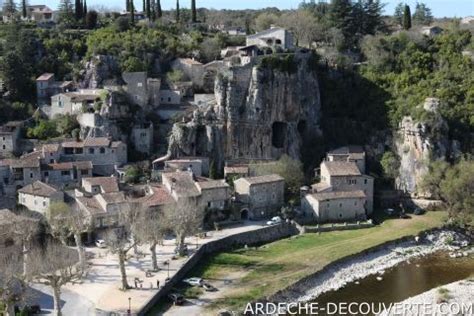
183, 277, 204, 287
266, 216, 282, 226
203, 282, 217, 292
414, 207, 425, 215
95, 239, 106, 248
168, 293, 185, 305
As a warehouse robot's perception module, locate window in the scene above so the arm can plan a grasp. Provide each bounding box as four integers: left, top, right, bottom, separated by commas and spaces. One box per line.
44, 171, 49, 177
30, 173, 33, 178
89, 148, 94, 154
339, 203, 342, 208
100, 147, 105, 154
354, 201, 357, 206
76, 148, 83, 154
61, 170, 70, 176
364, 179, 368, 184
168, 97, 171, 102
81, 169, 89, 175
50, 159, 54, 163
43, 200, 46, 207
2, 145, 5, 150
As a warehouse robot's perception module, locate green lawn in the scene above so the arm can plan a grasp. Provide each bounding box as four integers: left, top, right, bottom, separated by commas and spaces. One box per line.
188, 211, 447, 312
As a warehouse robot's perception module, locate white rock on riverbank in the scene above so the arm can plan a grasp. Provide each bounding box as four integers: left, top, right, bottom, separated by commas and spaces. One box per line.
293, 230, 470, 303
378, 279, 474, 316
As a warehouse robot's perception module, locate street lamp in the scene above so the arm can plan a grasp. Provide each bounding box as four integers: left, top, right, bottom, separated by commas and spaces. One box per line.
128, 297, 131, 315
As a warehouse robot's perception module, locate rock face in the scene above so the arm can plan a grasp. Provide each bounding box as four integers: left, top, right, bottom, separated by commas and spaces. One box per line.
164, 54, 322, 169
80, 55, 121, 89
395, 98, 450, 196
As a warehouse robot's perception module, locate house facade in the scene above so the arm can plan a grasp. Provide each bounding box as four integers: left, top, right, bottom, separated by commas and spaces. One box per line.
0, 122, 22, 156
131, 122, 154, 155
18, 180, 64, 214
50, 89, 103, 118
246, 27, 294, 50
122, 72, 161, 108
233, 174, 285, 220
302, 147, 374, 223
36, 73, 73, 103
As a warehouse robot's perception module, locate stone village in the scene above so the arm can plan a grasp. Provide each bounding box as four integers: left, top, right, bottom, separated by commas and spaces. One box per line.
0, 6, 469, 315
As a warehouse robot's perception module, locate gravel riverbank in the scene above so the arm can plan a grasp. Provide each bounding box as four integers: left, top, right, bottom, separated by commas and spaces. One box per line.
378, 278, 474, 316
283, 230, 471, 303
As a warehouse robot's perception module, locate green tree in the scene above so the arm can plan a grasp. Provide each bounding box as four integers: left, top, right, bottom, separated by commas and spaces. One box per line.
75, 0, 83, 20
58, 0, 75, 26
83, 0, 87, 16
402, 4, 411, 30
412, 2, 433, 26
130, 0, 135, 24
123, 56, 146, 72
27, 120, 59, 140
363, 0, 384, 35
21, 0, 27, 19
420, 160, 450, 199
85, 10, 97, 29
380, 151, 400, 179
191, 0, 196, 23
0, 51, 34, 102
255, 12, 278, 32
175, 0, 180, 22
146, 0, 151, 18
156, 0, 162, 18
393, 2, 404, 26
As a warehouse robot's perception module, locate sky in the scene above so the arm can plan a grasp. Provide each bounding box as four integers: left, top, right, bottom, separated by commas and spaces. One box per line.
25, 0, 474, 18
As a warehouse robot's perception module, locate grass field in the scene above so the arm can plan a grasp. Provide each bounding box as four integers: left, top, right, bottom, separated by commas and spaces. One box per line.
186, 210, 447, 312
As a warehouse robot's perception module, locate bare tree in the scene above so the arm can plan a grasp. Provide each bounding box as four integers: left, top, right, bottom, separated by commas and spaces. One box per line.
29, 242, 81, 316
164, 198, 204, 256
105, 202, 142, 290
9, 212, 40, 278
0, 252, 26, 316
280, 9, 319, 47
136, 206, 170, 271
47, 202, 92, 275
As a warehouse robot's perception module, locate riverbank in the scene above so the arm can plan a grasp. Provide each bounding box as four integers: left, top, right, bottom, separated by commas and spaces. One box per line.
274, 229, 471, 303
378, 278, 474, 316
162, 211, 447, 314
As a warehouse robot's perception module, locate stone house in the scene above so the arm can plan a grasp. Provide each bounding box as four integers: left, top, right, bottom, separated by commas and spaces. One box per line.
50, 89, 103, 118
122, 72, 161, 108
60, 137, 127, 175
130, 122, 154, 155
133, 183, 174, 212
0, 121, 22, 156
161, 170, 201, 200
302, 147, 374, 223
170, 58, 204, 86
246, 27, 294, 50
18, 180, 64, 214
41, 161, 92, 188
81, 176, 120, 194
164, 157, 210, 177
26, 5, 54, 23
159, 89, 182, 105
233, 174, 285, 220
223, 165, 249, 182
36, 73, 73, 103
196, 180, 230, 210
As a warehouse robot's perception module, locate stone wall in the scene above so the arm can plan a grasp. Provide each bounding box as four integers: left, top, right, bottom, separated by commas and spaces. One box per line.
137, 223, 299, 316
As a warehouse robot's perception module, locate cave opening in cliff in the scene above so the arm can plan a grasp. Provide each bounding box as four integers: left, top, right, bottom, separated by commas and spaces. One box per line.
298, 120, 307, 136
272, 122, 287, 149
195, 126, 207, 156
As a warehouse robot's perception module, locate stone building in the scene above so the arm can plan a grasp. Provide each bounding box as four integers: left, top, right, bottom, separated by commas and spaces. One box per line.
50, 89, 103, 118
302, 147, 374, 223
131, 122, 154, 155
196, 180, 230, 210
122, 72, 161, 108
246, 27, 294, 50
36, 73, 73, 103
170, 58, 204, 86
159, 89, 182, 105
18, 180, 64, 214
82, 176, 120, 194
0, 121, 22, 156
164, 157, 210, 177
26, 5, 54, 23
233, 174, 285, 220
41, 161, 93, 187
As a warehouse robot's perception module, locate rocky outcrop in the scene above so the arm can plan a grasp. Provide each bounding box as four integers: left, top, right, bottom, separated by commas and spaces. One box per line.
395, 98, 451, 197
80, 55, 121, 89
162, 53, 322, 169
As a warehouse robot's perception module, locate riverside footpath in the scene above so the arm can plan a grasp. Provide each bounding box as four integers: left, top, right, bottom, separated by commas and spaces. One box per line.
39, 221, 297, 316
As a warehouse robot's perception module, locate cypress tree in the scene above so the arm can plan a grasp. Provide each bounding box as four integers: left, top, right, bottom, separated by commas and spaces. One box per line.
21, 0, 27, 19
402, 4, 411, 30
83, 0, 87, 17
75, 0, 83, 20
191, 0, 196, 23
156, 0, 162, 18
126, 0, 130, 12
142, 0, 145, 14
130, 0, 135, 24
146, 0, 151, 18
150, 0, 155, 20
175, 0, 179, 22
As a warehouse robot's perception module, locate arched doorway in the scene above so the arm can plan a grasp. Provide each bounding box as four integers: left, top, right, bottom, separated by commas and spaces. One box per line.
240, 209, 249, 220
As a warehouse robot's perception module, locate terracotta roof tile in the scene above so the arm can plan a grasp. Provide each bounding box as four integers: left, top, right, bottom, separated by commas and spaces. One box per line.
309, 190, 366, 201
322, 161, 361, 176
82, 177, 119, 193
18, 181, 59, 197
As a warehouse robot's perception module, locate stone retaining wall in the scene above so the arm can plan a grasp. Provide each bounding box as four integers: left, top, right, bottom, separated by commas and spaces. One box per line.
137, 222, 299, 316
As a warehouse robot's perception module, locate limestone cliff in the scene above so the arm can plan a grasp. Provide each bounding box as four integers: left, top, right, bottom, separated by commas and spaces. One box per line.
395, 98, 453, 197
164, 53, 322, 169
79, 55, 121, 89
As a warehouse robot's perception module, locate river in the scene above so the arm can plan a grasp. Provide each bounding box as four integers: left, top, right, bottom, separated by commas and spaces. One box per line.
306, 252, 473, 315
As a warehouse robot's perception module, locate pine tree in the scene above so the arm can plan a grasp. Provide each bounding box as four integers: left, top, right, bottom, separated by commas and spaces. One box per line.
156, 0, 162, 18
126, 0, 130, 12
175, 0, 180, 22
330, 0, 353, 47
412, 2, 433, 26
402, 4, 411, 30
142, 0, 145, 14
363, 0, 383, 34
21, 0, 27, 19
191, 0, 196, 23
150, 0, 155, 21
393, 2, 404, 26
